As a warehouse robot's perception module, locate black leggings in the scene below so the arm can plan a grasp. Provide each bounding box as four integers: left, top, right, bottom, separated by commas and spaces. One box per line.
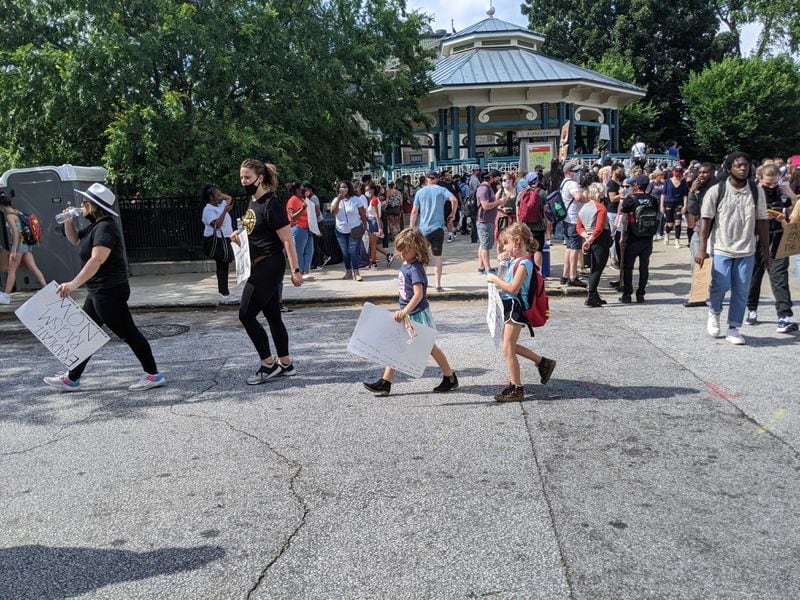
239, 254, 289, 360
587, 239, 610, 298
215, 258, 230, 296
69, 284, 157, 380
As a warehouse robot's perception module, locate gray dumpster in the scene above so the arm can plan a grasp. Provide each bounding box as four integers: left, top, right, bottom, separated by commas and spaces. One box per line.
0, 165, 110, 290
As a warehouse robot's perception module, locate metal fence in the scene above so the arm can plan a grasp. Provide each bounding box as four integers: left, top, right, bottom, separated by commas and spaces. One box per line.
119, 196, 249, 262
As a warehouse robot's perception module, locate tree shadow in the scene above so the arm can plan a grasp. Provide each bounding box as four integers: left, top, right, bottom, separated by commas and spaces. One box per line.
0, 544, 225, 599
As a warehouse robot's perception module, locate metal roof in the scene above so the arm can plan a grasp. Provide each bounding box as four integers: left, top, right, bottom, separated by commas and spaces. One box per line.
431, 47, 645, 95
447, 17, 540, 41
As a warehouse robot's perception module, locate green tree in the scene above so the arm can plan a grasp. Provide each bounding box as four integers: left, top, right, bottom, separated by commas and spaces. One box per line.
681, 55, 800, 159
715, 0, 800, 57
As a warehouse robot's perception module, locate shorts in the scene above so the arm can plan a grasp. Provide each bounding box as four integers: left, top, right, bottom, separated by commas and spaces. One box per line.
502, 298, 527, 326
525, 224, 545, 251
408, 306, 437, 331
424, 228, 444, 257
477, 221, 493, 250
368, 218, 380, 234
664, 204, 681, 222
14, 243, 31, 254
444, 200, 452, 220
564, 222, 583, 250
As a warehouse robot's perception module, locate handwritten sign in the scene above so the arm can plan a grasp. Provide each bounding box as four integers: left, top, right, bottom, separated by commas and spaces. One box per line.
306, 199, 321, 236
15, 281, 110, 368
347, 302, 436, 378
234, 230, 251, 285
688, 259, 712, 304
486, 283, 504, 349
776, 222, 800, 258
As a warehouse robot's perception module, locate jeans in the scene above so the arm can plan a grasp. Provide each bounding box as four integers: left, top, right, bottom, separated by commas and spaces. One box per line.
69, 283, 158, 381
607, 213, 617, 260
239, 254, 289, 360
708, 253, 756, 328
746, 231, 793, 318
335, 229, 361, 271
292, 226, 314, 273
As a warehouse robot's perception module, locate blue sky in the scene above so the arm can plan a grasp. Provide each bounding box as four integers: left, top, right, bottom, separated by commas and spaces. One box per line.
407, 0, 760, 52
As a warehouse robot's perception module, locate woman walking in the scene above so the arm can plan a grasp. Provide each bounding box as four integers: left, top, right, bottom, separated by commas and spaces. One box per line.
494, 171, 519, 241
364, 181, 393, 268
43, 183, 165, 392
285, 182, 314, 278
577, 182, 613, 307
332, 180, 368, 281
200, 184, 237, 304
233, 159, 303, 385
0, 192, 47, 305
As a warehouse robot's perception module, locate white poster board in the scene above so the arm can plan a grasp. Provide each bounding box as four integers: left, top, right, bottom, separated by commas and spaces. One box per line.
234, 230, 251, 285
14, 281, 110, 369
306, 198, 321, 236
486, 283, 504, 349
347, 302, 436, 378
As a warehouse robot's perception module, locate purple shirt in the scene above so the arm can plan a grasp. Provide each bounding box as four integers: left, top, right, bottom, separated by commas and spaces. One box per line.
476, 183, 496, 224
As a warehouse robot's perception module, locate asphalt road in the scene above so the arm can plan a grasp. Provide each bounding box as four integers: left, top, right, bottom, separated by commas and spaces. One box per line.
1, 297, 798, 599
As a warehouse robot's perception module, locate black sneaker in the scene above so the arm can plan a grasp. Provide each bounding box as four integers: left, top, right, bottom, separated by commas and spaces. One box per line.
635, 292, 645, 304
495, 384, 524, 402
363, 378, 391, 396
433, 372, 459, 393
279, 361, 296, 376
246, 361, 282, 385
567, 278, 587, 288
608, 279, 621, 288
537, 357, 556, 384
585, 297, 604, 308
560, 277, 568, 285
619, 294, 632, 304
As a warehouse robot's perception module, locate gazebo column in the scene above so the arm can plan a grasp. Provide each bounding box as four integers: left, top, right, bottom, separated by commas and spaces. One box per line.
566, 103, 575, 155
506, 131, 514, 156
450, 107, 460, 161
603, 109, 613, 151
466, 106, 477, 159
540, 102, 549, 129
613, 110, 620, 153
587, 126, 596, 154
557, 102, 565, 129
437, 108, 449, 161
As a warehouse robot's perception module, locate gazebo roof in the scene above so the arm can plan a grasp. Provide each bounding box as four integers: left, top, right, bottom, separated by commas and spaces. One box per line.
446, 17, 543, 41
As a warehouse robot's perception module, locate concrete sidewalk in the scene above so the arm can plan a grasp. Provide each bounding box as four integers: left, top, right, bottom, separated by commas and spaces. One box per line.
2, 232, 798, 318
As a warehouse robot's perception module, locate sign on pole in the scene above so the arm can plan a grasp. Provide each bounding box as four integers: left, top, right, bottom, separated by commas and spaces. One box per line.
558, 120, 570, 162
234, 231, 251, 285
486, 283, 504, 349
775, 222, 800, 258
526, 142, 553, 172
347, 302, 436, 378
15, 281, 110, 369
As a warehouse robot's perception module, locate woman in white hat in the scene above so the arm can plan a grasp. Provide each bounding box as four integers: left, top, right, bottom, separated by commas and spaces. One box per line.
43, 183, 165, 392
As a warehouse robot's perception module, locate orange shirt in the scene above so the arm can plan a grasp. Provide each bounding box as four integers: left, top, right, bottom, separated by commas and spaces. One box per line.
286, 195, 308, 229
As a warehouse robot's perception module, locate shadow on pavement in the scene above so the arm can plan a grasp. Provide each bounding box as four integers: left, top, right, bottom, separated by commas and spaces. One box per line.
0, 544, 225, 599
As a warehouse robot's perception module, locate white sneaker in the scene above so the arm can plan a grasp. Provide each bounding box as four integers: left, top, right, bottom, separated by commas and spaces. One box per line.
654, 234, 663, 241
129, 373, 166, 391
744, 310, 758, 326
675, 239, 681, 248
302, 273, 315, 281
447, 232, 455, 243
219, 294, 240, 304
725, 328, 746, 345
0, 292, 10, 305
43, 374, 81, 392
707, 313, 721, 338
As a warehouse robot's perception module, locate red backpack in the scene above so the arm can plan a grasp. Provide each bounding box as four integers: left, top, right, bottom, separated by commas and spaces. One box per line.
517, 186, 544, 224
511, 255, 550, 334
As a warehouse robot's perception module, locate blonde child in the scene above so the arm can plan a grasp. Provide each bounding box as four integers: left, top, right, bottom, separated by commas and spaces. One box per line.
486, 223, 556, 402
363, 228, 458, 396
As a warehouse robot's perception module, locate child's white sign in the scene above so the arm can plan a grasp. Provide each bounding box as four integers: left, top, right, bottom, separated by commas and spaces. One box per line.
347, 302, 436, 378
486, 283, 504, 349
234, 230, 251, 285
14, 281, 110, 369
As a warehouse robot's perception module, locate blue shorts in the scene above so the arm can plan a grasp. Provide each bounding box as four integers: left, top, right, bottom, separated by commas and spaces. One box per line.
564, 222, 582, 250
368, 218, 380, 234
409, 307, 437, 331
15, 243, 32, 254
477, 222, 493, 250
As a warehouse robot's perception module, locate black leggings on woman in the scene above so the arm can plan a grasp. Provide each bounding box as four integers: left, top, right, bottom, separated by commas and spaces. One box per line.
215, 258, 230, 296
587, 237, 611, 299
239, 254, 289, 360
69, 284, 158, 381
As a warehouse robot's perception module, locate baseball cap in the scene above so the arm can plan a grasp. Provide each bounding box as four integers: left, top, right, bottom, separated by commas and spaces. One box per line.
424, 170, 439, 179
633, 174, 650, 188
563, 160, 579, 173
525, 172, 539, 185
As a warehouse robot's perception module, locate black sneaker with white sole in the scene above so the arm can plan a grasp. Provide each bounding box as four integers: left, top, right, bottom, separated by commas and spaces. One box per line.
363, 378, 392, 396
433, 372, 459, 393
247, 361, 282, 385
279, 361, 297, 376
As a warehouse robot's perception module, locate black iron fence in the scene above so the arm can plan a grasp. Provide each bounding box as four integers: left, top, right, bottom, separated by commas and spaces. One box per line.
119, 196, 249, 262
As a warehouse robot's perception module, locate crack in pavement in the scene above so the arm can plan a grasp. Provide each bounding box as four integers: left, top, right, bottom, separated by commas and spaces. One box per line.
164, 360, 310, 599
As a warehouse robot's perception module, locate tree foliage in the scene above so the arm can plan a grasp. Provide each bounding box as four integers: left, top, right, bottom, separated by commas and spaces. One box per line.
715, 0, 800, 57
0, 0, 433, 195
681, 55, 800, 159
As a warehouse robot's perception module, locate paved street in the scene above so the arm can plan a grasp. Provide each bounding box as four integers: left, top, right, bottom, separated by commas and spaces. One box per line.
2, 249, 799, 599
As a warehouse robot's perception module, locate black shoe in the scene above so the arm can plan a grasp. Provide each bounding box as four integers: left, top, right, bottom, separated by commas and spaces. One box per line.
363, 378, 391, 396
608, 279, 620, 288
433, 372, 459, 393
560, 277, 568, 285
636, 292, 645, 304
567, 278, 587, 288
280, 304, 294, 313
278, 361, 296, 376
537, 357, 556, 385
495, 384, 524, 402
246, 361, 282, 385
599, 298, 608, 305
619, 294, 632, 304
585, 297, 604, 307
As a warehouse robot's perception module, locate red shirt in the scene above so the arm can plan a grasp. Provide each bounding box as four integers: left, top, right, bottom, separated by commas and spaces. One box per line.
286, 195, 308, 229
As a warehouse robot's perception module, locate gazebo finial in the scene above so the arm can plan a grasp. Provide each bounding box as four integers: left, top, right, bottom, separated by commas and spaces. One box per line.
487, 1, 495, 18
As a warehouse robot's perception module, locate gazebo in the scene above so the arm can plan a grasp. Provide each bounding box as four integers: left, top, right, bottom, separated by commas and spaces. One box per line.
380, 11, 647, 180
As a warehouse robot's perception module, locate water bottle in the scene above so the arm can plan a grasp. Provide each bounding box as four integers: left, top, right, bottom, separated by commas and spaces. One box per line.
236, 217, 243, 232
542, 242, 551, 278
55, 208, 82, 224
497, 259, 511, 280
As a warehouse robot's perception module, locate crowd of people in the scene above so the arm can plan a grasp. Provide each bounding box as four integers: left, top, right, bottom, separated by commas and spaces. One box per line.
3, 150, 799, 401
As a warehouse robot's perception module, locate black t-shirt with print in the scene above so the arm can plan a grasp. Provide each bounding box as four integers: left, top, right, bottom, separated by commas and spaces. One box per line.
243, 192, 289, 260
78, 218, 129, 291
606, 179, 621, 212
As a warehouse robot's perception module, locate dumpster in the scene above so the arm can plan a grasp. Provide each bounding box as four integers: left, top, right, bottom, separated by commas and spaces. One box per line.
316, 218, 342, 266
0, 165, 110, 290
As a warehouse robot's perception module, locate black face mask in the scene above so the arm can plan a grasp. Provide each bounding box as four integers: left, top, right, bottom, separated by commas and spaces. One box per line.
243, 178, 261, 197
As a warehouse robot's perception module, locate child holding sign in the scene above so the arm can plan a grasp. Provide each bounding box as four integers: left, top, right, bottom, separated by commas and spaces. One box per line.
486, 223, 556, 402
362, 228, 458, 396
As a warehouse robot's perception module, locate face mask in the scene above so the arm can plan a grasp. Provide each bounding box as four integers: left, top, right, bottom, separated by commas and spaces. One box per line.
502, 181, 512, 189
243, 177, 260, 196
365, 191, 373, 198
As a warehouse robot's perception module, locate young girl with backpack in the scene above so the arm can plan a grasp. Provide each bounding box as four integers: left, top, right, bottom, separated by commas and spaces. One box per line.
486, 223, 556, 402
0, 193, 47, 305
362, 228, 458, 397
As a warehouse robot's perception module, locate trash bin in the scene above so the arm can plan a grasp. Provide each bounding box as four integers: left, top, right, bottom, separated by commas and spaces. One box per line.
0, 165, 110, 290
317, 218, 342, 266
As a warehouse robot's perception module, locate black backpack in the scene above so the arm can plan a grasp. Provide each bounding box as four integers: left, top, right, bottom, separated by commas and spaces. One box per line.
464, 188, 478, 218
628, 196, 659, 237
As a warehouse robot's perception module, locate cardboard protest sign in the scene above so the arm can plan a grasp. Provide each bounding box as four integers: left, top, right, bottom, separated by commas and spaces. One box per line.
347, 302, 436, 378
15, 281, 110, 369
775, 222, 800, 258
306, 199, 321, 236
234, 230, 251, 285
486, 283, 504, 349
688, 259, 712, 305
